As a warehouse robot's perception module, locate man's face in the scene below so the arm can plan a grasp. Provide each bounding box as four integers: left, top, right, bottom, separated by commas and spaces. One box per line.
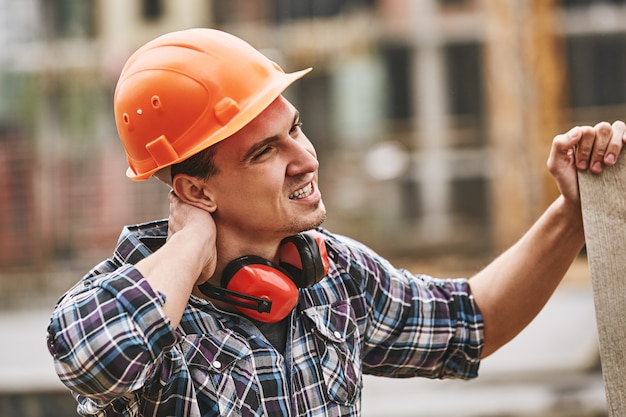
205, 96, 326, 240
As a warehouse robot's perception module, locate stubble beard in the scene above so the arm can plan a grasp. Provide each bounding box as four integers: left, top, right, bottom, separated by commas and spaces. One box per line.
279, 201, 327, 235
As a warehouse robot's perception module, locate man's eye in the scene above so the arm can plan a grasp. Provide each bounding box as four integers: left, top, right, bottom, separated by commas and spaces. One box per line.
254, 147, 273, 160
290, 121, 303, 134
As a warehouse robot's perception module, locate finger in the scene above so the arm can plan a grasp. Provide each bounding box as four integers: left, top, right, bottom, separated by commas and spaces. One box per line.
167, 191, 180, 239
547, 126, 580, 174
604, 120, 626, 166
552, 126, 583, 153
560, 126, 582, 147
574, 125, 597, 171
587, 121, 612, 174
168, 189, 180, 203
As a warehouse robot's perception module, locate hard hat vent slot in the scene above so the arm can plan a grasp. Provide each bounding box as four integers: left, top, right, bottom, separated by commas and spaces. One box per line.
214, 97, 240, 126
146, 135, 178, 166
122, 113, 133, 131
151, 95, 162, 110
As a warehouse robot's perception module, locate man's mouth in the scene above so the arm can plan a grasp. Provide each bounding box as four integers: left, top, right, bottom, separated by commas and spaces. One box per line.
289, 183, 313, 200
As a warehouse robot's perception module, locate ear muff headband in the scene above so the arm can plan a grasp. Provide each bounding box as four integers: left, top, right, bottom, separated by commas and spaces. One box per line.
197, 283, 273, 314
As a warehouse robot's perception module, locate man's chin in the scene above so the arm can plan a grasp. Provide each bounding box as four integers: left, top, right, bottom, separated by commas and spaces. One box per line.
283, 208, 327, 235
304, 212, 327, 232
308, 205, 327, 228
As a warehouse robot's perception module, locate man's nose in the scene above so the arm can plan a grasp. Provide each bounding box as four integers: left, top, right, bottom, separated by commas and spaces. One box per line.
287, 138, 318, 175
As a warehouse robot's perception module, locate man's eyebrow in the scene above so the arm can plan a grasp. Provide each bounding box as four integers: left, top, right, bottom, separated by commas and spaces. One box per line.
241, 111, 300, 163
242, 135, 279, 162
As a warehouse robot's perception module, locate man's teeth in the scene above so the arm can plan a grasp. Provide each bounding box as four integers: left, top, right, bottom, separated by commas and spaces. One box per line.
289, 183, 312, 200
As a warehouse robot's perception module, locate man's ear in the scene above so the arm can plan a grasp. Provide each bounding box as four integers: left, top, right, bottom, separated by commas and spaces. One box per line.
171, 174, 217, 213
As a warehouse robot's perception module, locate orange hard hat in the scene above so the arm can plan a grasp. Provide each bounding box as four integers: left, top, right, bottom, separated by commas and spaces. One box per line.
114, 28, 312, 180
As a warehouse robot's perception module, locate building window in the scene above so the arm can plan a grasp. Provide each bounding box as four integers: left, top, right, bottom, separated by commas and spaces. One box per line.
563, 0, 626, 8
439, 0, 472, 8
444, 41, 486, 147
43, 0, 95, 38
445, 42, 484, 118
567, 34, 626, 107
142, 0, 163, 21
271, 0, 374, 22
381, 42, 413, 122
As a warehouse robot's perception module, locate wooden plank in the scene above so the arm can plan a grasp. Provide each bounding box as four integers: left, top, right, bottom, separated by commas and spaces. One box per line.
578, 155, 626, 416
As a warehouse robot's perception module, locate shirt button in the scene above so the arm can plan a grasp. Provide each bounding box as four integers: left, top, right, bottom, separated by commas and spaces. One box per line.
212, 360, 222, 369
333, 331, 342, 339
84, 401, 99, 413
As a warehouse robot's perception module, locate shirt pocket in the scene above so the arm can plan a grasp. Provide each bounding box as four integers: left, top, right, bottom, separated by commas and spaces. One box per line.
180, 331, 261, 417
302, 300, 362, 406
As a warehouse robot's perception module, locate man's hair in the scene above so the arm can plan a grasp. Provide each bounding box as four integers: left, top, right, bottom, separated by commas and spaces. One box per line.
170, 143, 221, 181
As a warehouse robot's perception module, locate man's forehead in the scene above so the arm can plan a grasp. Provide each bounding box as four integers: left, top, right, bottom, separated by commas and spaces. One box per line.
219, 97, 297, 149
246, 96, 295, 129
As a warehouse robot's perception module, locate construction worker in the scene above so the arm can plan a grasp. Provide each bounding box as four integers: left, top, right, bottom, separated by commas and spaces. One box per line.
47, 28, 625, 416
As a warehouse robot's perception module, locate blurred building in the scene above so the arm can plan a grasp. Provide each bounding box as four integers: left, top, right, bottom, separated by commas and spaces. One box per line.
1, 0, 625, 415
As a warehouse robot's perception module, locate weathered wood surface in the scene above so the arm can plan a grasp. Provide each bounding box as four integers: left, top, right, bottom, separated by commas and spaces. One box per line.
578, 155, 626, 416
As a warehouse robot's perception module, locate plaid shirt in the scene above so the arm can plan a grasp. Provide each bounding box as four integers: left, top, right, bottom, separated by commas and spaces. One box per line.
47, 220, 484, 417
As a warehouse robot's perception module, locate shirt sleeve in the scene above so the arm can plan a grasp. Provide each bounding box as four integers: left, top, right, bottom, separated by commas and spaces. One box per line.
46, 261, 177, 404
330, 234, 484, 380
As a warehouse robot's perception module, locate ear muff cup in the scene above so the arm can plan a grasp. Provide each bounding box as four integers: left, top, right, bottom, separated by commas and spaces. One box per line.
279, 233, 325, 287
221, 255, 298, 323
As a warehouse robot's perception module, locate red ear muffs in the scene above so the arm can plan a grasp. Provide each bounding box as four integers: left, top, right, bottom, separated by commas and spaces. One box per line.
198, 231, 330, 323
219, 256, 298, 323
279, 231, 329, 287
